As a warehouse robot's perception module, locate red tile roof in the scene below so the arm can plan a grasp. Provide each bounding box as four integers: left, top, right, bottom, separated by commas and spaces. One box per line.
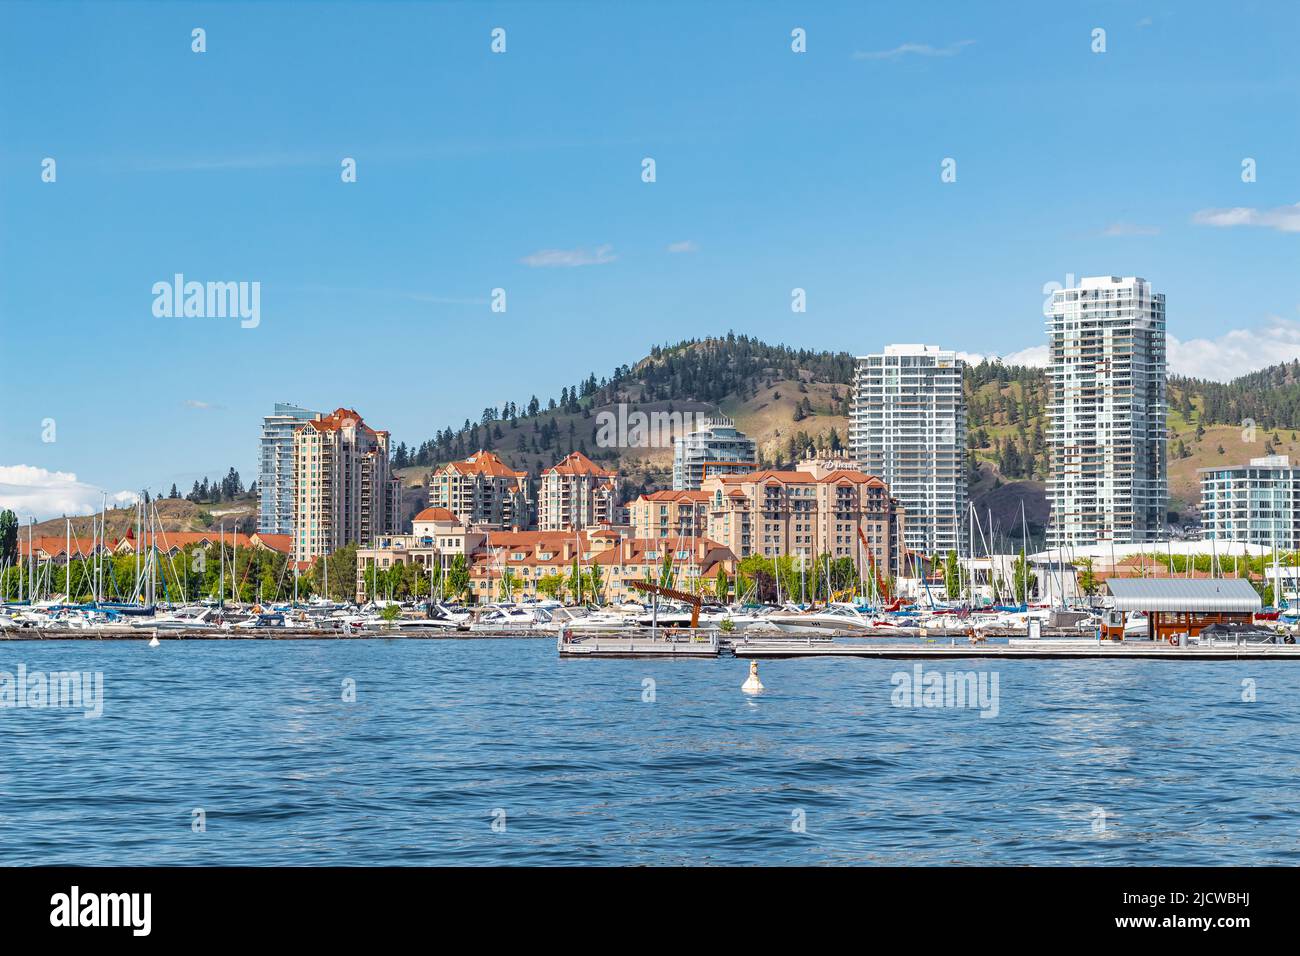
302, 407, 378, 437
717, 470, 815, 484
112, 531, 255, 552
714, 468, 886, 487
253, 533, 292, 553
440, 450, 527, 479
414, 507, 460, 523
470, 534, 733, 572
636, 490, 709, 503
545, 451, 616, 478
17, 537, 102, 558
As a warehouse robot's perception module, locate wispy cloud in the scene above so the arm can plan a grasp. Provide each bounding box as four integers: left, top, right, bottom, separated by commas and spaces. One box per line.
184, 399, 218, 410
1192, 202, 1300, 233
0, 465, 138, 521
1102, 221, 1160, 237
666, 240, 699, 254
1169, 317, 1300, 380
520, 244, 616, 268
1137, 16, 1154, 28
853, 40, 975, 61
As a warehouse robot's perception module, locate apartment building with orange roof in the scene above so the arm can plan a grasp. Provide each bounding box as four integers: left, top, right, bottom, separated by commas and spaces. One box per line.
467, 530, 733, 603
700, 453, 905, 578
355, 522, 735, 603
291, 407, 401, 562
628, 489, 709, 540
428, 450, 531, 530
537, 451, 620, 532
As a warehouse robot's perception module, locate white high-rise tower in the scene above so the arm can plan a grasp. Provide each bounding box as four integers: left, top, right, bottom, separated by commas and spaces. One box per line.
1046, 275, 1167, 547
849, 344, 968, 557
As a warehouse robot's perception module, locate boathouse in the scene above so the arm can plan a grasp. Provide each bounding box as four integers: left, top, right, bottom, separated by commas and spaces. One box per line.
1104, 578, 1261, 641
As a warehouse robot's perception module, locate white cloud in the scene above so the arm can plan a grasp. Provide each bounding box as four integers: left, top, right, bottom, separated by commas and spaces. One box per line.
184, 399, 215, 409
520, 244, 616, 268
1102, 221, 1160, 237
956, 345, 1049, 368
853, 40, 975, 61
0, 466, 138, 522
666, 240, 699, 254
1002, 345, 1050, 367
1168, 319, 1300, 380
965, 318, 1300, 381
1192, 202, 1300, 233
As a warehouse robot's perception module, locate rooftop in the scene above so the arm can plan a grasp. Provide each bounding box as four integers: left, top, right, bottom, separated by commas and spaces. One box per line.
1106, 577, 1261, 613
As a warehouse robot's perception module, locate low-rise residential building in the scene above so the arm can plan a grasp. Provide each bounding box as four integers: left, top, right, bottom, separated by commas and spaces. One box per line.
537, 452, 619, 531
355, 506, 487, 599
468, 530, 734, 603
700, 453, 905, 578
672, 416, 758, 490
17, 537, 111, 563
356, 520, 736, 603
104, 529, 293, 558
428, 450, 531, 530
1199, 455, 1300, 548
628, 489, 709, 540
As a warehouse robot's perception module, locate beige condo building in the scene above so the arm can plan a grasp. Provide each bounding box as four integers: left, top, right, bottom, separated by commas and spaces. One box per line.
291, 407, 402, 562
429, 449, 531, 530
538, 452, 620, 531
700, 454, 905, 577
628, 489, 709, 540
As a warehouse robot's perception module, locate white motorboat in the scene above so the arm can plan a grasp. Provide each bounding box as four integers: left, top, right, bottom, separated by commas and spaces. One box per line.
752, 602, 876, 634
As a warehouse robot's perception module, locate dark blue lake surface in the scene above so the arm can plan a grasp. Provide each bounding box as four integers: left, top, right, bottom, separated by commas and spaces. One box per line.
1, 639, 1297, 865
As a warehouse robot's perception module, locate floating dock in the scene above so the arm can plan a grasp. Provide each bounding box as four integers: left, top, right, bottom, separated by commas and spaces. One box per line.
731, 639, 1300, 660
557, 629, 722, 658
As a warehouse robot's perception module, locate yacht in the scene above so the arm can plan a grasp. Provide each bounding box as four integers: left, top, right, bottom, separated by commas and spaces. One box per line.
752, 602, 875, 634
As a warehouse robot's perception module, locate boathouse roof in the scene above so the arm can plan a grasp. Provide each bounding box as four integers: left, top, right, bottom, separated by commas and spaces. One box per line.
1106, 577, 1262, 613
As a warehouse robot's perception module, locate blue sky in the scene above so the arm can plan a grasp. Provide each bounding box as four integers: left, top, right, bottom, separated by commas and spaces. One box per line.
2, 0, 1298, 518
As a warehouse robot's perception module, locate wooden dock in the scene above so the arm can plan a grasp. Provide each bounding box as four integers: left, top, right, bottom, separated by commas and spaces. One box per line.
731, 640, 1300, 660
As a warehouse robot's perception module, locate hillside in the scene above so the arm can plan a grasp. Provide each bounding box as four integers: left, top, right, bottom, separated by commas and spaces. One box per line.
29, 496, 258, 540
394, 336, 855, 499
385, 337, 1300, 539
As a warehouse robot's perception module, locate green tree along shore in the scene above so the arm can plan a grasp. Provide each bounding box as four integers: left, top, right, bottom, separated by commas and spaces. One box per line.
5, 543, 1296, 606
2, 544, 359, 605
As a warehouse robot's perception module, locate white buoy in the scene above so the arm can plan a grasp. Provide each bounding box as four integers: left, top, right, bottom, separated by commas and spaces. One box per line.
148, 634, 160, 648
741, 660, 764, 694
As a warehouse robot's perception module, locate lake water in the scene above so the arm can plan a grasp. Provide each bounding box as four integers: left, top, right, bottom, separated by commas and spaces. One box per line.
2, 638, 1297, 865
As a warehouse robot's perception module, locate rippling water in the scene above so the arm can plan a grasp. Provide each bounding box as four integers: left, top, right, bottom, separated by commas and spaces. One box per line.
1, 638, 1297, 865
